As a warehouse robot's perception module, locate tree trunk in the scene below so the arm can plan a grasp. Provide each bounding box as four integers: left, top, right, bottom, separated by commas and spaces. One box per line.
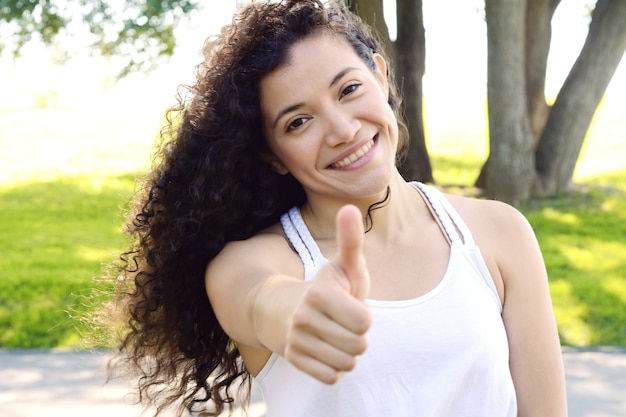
346, 0, 394, 56
483, 0, 535, 202
535, 0, 626, 194
396, 0, 432, 182
525, 0, 560, 143
348, 0, 432, 183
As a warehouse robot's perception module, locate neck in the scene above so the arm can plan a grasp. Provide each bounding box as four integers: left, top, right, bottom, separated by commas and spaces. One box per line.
300, 172, 423, 241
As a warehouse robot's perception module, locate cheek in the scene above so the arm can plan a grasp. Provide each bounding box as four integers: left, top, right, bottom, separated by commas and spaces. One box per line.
270, 140, 309, 172
375, 100, 398, 136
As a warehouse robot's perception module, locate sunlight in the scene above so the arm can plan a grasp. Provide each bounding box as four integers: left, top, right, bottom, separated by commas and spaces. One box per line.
546, 233, 626, 272
541, 208, 581, 226
559, 239, 625, 272
74, 245, 117, 262
0, 108, 157, 186
603, 277, 626, 305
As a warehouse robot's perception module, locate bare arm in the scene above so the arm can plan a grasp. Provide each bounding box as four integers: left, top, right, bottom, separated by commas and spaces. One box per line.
205, 205, 372, 383
498, 205, 567, 416
455, 197, 567, 416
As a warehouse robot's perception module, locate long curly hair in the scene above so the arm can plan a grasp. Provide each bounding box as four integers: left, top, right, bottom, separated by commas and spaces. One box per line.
106, 1, 408, 416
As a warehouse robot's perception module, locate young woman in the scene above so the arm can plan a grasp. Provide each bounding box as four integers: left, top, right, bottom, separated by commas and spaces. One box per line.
108, 1, 567, 416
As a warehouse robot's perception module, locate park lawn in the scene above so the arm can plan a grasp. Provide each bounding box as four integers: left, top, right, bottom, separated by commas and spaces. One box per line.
0, 100, 625, 348
521, 182, 626, 346
0, 106, 155, 348
0, 174, 135, 347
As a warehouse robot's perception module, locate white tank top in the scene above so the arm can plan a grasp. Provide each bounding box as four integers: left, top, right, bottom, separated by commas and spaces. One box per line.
255, 182, 517, 417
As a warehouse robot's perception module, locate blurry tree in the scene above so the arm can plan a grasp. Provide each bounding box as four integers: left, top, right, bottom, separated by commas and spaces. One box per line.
0, 0, 198, 77
480, 0, 626, 201
353, 0, 626, 201
347, 0, 433, 183
4, 0, 624, 200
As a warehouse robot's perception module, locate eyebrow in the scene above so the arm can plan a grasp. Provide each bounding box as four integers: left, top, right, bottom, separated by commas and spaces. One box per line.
271, 66, 360, 129
329, 67, 358, 88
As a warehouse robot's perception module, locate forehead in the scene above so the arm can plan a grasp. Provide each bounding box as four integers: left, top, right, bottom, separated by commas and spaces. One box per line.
259, 34, 365, 106
279, 33, 359, 71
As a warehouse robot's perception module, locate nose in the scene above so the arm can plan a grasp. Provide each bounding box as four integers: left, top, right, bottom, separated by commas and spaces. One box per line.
322, 107, 360, 147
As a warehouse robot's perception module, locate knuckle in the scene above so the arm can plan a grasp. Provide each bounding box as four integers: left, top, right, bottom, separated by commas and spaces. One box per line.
341, 355, 358, 371
291, 307, 314, 330
284, 344, 295, 361
284, 343, 307, 366
305, 283, 328, 306
343, 333, 368, 356
355, 306, 372, 333
285, 327, 308, 356
353, 334, 369, 355
284, 346, 301, 370
347, 317, 369, 338
321, 369, 342, 385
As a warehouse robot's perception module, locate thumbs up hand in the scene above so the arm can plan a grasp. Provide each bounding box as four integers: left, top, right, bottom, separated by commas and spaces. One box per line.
336, 204, 371, 301
284, 205, 372, 384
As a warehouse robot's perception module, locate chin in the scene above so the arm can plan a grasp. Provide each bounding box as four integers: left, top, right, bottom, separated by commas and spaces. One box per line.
353, 172, 394, 198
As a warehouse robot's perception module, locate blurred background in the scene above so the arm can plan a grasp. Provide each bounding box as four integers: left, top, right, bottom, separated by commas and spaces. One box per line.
0, 0, 624, 355
1, 1, 625, 416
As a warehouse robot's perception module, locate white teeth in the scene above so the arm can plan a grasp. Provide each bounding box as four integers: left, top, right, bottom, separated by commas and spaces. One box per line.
331, 140, 374, 168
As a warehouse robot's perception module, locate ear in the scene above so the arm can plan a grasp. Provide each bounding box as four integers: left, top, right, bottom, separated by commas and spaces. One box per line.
372, 53, 389, 98
271, 159, 289, 175
262, 152, 289, 175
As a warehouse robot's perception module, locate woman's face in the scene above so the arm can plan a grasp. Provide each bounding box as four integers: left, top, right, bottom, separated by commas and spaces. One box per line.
259, 33, 399, 204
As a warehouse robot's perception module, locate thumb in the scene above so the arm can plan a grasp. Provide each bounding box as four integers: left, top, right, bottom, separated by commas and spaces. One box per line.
335, 205, 370, 300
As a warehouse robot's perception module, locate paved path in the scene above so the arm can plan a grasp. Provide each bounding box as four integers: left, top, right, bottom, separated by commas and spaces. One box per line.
1, 348, 625, 417
562, 347, 626, 417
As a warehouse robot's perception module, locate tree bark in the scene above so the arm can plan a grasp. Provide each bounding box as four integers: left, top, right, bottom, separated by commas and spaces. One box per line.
348, 0, 432, 183
346, 0, 394, 56
535, 0, 626, 194
483, 0, 535, 202
396, 0, 432, 182
525, 0, 561, 144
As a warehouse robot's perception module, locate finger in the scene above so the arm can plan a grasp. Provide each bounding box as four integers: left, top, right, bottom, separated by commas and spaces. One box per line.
293, 291, 371, 347
287, 330, 362, 373
301, 282, 372, 335
284, 345, 345, 385
335, 204, 369, 300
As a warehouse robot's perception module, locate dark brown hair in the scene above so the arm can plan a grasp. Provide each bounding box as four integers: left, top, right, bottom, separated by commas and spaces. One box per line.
106, 1, 407, 416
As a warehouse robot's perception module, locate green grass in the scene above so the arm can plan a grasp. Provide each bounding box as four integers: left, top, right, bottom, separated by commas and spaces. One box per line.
0, 106, 156, 349
0, 91, 624, 348
0, 174, 135, 347
520, 185, 626, 346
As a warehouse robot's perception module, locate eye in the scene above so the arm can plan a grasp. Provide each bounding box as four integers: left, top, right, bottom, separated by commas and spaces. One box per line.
340, 83, 361, 99
287, 116, 309, 132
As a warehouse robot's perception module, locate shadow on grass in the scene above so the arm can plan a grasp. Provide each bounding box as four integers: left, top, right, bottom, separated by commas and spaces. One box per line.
430, 153, 483, 187
519, 183, 626, 347
0, 173, 138, 348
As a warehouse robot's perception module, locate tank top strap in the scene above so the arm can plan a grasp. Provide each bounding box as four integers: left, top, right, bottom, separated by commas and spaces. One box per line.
280, 207, 326, 280
411, 182, 476, 246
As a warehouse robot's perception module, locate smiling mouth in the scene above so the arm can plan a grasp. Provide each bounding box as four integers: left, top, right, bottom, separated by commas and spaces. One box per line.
330, 138, 376, 169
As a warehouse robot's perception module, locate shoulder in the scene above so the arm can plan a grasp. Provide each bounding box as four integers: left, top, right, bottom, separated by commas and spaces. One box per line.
444, 192, 533, 243
204, 221, 304, 353
209, 222, 302, 277
443, 192, 543, 300
204, 221, 303, 330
